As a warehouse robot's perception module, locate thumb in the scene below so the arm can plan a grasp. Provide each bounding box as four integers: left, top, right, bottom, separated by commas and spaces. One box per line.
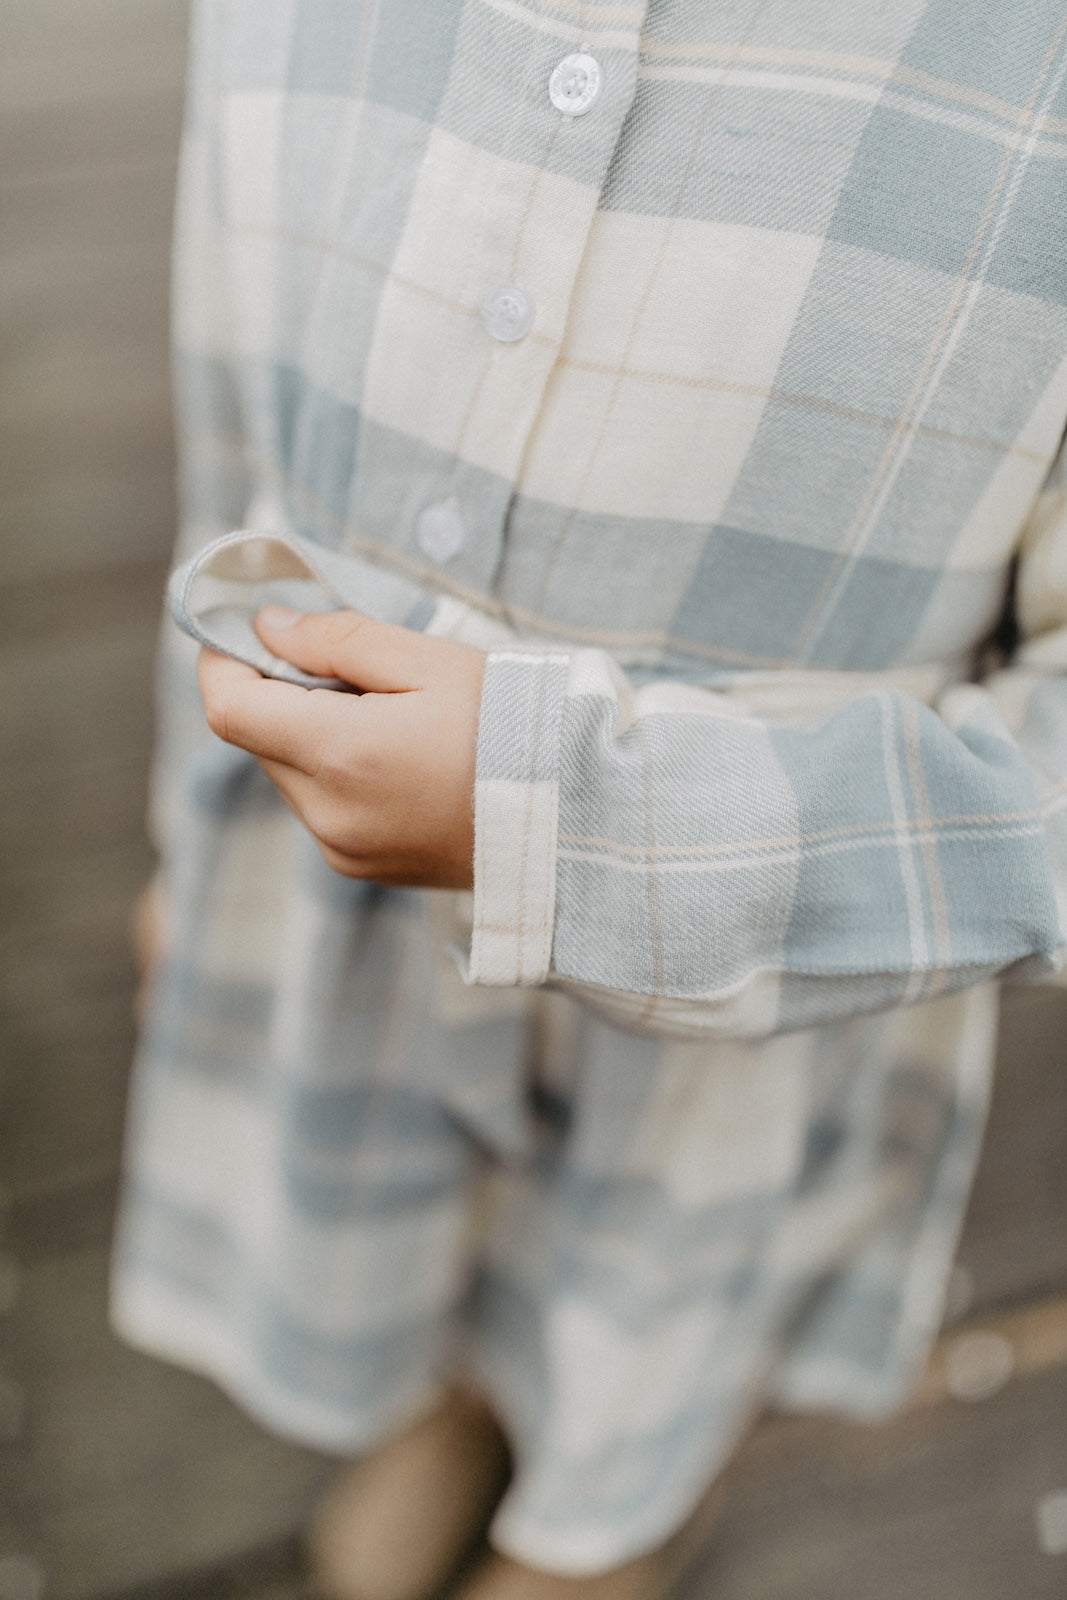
255, 605, 433, 692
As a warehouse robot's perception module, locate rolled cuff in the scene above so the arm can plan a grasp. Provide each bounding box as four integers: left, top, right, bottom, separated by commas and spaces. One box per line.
468, 650, 571, 986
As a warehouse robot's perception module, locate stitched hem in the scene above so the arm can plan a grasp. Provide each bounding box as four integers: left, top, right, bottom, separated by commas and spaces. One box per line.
469, 650, 570, 986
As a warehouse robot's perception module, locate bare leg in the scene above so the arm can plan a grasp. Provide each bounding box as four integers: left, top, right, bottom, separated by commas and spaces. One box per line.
309, 1387, 512, 1600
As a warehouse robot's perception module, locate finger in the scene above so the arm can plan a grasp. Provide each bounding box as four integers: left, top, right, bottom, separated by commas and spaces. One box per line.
197, 647, 335, 769
254, 605, 442, 692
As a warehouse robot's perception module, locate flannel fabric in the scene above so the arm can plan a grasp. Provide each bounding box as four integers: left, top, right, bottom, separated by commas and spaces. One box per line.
114, 0, 1067, 1572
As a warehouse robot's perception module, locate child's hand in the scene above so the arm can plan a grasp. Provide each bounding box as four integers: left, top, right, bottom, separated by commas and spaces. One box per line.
197, 607, 485, 889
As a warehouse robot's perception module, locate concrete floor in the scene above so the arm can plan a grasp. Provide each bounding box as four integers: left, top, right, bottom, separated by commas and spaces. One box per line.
1, 4, 1065, 1598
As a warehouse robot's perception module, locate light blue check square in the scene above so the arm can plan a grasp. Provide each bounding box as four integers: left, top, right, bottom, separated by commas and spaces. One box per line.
828, 107, 1005, 279
363, 0, 461, 122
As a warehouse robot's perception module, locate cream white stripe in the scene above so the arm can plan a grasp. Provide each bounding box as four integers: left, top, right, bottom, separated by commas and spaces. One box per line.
558, 812, 1042, 861
638, 63, 1067, 156
639, 46, 1067, 132
490, 649, 573, 666
879, 692, 930, 987
639, 39, 896, 78
902, 699, 954, 971
639, 44, 1067, 136
556, 819, 1042, 874
638, 62, 885, 105
880, 88, 1067, 157
538, 0, 646, 21
478, 0, 642, 51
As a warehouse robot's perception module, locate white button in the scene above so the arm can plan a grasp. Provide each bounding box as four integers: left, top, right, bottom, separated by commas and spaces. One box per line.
481, 284, 534, 342
549, 53, 603, 116
416, 498, 465, 563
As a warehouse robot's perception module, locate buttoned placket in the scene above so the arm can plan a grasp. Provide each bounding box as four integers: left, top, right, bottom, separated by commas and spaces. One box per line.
350, 3, 651, 591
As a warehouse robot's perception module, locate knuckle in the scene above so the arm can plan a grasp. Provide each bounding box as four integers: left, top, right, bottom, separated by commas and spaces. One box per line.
327, 611, 374, 653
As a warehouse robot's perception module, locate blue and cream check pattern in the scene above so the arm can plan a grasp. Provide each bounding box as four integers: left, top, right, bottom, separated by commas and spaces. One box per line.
115, 0, 1067, 1572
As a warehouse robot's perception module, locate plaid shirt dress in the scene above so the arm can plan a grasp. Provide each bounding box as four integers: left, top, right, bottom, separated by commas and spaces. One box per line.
113, 0, 1067, 1573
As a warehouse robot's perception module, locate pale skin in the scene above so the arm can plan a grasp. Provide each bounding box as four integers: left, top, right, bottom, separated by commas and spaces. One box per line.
197, 603, 486, 889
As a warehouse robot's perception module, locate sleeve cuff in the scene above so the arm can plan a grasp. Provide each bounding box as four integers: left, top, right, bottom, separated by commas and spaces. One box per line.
468, 649, 571, 987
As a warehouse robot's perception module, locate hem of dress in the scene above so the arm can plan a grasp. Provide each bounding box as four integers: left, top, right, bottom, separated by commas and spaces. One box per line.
487, 1509, 671, 1578
771, 983, 999, 1422
485, 1440, 738, 1579
110, 1274, 449, 1459
466, 1341, 744, 1578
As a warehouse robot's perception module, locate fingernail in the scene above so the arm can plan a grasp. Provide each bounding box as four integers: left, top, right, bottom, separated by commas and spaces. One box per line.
258, 604, 302, 629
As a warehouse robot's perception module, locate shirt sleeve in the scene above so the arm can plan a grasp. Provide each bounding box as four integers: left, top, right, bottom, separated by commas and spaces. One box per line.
466, 455, 1067, 1040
